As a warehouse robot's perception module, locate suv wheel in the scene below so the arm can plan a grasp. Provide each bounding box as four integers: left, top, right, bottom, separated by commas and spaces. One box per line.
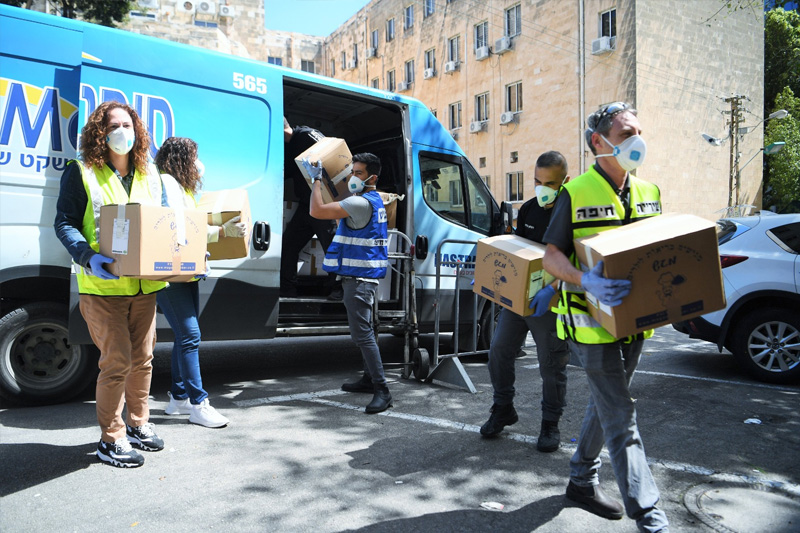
731, 308, 800, 384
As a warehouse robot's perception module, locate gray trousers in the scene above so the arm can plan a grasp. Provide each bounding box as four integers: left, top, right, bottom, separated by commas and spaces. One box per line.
568, 339, 669, 533
487, 308, 569, 422
342, 278, 386, 387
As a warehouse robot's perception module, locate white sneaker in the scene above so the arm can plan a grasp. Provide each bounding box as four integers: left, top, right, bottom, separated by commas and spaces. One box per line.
165, 392, 190, 415
189, 399, 229, 428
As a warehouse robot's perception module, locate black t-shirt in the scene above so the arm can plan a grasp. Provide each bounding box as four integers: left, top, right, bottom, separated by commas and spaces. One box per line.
285, 125, 325, 203
515, 197, 554, 244
542, 163, 630, 256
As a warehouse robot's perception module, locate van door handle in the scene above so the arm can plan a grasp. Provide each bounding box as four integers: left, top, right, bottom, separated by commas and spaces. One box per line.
414, 234, 428, 260
253, 221, 270, 251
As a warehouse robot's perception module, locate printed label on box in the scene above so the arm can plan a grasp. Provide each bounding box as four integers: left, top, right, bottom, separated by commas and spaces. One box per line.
111, 219, 130, 255
154, 262, 173, 271
180, 262, 197, 272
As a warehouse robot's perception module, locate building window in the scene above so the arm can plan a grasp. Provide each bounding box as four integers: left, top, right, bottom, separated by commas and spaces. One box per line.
300, 60, 315, 74
424, 48, 436, 71
448, 35, 460, 63
507, 171, 524, 202
371, 29, 379, 50
600, 8, 616, 38
482, 175, 490, 190
479, 157, 486, 168
510, 151, 519, 163
474, 21, 488, 50
352, 43, 358, 65
506, 81, 523, 112
405, 59, 415, 84
449, 101, 462, 129
431, 108, 437, 118
194, 20, 218, 28
424, 0, 435, 18
371, 77, 380, 89
449, 180, 463, 207
387, 69, 396, 92
505, 4, 521, 37
267, 56, 283, 66
404, 5, 414, 30
341, 52, 346, 70
475, 92, 489, 122
329, 59, 335, 76
386, 18, 395, 41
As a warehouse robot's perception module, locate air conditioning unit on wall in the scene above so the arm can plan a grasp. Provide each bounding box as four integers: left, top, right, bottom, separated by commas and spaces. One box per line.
397, 81, 409, 92
366, 47, 377, 58
469, 121, 486, 133
444, 61, 459, 74
196, 0, 215, 15
177, 0, 195, 13
138, 0, 159, 9
219, 4, 235, 17
592, 36, 613, 55
494, 36, 512, 54
499, 112, 517, 125
347, 60, 357, 69
423, 68, 435, 79
475, 46, 490, 61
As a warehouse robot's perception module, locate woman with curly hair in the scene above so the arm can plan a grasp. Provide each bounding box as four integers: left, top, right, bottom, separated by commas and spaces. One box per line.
154, 137, 244, 429
54, 101, 166, 468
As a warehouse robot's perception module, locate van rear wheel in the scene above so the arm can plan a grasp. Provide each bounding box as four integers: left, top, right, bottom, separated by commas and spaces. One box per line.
0, 302, 98, 405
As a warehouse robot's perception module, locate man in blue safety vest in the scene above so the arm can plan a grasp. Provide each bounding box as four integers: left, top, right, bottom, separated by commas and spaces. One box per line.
306, 152, 392, 414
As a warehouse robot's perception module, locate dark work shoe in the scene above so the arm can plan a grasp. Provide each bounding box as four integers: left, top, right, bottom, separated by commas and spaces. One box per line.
327, 286, 344, 300
479, 403, 518, 437
566, 481, 624, 520
537, 420, 561, 452
365, 385, 392, 414
126, 423, 164, 452
342, 374, 373, 393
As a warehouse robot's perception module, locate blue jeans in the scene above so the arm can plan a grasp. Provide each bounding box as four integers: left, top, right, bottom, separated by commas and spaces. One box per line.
568, 339, 669, 533
488, 308, 569, 422
156, 281, 208, 404
342, 278, 386, 388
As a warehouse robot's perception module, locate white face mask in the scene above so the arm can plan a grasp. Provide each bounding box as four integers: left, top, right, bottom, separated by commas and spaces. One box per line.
535, 185, 559, 207
195, 159, 205, 178
348, 175, 374, 193
596, 134, 647, 172
106, 126, 135, 156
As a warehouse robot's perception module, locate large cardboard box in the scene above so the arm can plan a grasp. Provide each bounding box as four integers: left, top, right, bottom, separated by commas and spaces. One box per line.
295, 137, 353, 204
98, 204, 207, 281
198, 189, 252, 260
574, 213, 726, 338
378, 191, 404, 229
473, 235, 556, 317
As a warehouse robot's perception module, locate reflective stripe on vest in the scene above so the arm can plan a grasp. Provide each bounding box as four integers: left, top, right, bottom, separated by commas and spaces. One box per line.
559, 167, 661, 344
76, 161, 166, 296
322, 190, 389, 279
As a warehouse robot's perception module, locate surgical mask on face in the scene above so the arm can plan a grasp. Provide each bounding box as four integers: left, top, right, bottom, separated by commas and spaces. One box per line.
106, 126, 135, 156
535, 185, 559, 207
596, 134, 647, 172
195, 159, 205, 178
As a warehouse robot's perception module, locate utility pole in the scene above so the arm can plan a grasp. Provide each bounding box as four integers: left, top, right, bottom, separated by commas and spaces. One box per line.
724, 95, 746, 207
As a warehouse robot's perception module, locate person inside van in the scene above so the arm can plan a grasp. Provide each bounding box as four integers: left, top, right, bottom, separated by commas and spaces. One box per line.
306, 153, 392, 414
280, 118, 340, 299
480, 151, 570, 454
154, 137, 240, 429
53, 101, 165, 468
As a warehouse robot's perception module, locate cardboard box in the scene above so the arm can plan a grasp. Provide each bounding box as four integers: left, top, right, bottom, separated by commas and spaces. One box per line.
574, 213, 726, 338
198, 189, 252, 260
295, 137, 353, 204
98, 204, 207, 281
473, 235, 557, 317
378, 191, 404, 229
297, 237, 327, 276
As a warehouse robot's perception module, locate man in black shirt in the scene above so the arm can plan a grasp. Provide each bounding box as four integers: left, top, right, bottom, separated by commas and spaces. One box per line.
480, 151, 570, 453
280, 118, 338, 298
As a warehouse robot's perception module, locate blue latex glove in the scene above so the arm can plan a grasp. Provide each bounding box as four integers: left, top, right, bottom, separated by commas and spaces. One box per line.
88, 253, 118, 280
301, 158, 324, 181
580, 261, 630, 307
529, 284, 556, 317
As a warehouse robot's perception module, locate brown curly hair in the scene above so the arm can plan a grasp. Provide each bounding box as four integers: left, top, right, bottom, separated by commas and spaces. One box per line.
79, 101, 151, 173
154, 137, 202, 194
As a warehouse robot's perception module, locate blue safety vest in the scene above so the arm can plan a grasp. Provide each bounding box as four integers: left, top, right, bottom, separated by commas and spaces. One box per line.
323, 190, 389, 279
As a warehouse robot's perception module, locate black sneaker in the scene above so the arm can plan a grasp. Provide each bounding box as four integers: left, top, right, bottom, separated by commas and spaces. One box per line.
479, 403, 518, 437
537, 420, 561, 452
96, 438, 144, 468
126, 423, 165, 451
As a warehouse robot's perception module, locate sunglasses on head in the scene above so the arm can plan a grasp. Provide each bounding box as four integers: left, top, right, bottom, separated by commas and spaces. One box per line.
596, 101, 629, 122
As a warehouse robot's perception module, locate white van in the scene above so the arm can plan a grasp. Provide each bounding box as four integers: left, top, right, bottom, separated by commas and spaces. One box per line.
0, 5, 510, 404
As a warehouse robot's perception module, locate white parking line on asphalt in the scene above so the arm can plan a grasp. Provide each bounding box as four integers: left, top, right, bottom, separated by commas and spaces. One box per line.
234, 388, 800, 498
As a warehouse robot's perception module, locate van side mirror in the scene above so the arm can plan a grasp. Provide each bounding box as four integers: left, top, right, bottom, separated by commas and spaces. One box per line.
253, 221, 270, 251
414, 234, 428, 260
493, 202, 514, 235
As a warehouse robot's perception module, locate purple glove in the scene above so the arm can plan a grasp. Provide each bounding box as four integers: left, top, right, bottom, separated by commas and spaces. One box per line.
88, 253, 118, 280
580, 261, 631, 307
529, 285, 556, 317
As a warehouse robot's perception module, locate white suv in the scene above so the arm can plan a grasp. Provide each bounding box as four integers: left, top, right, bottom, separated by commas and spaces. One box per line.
673, 213, 800, 384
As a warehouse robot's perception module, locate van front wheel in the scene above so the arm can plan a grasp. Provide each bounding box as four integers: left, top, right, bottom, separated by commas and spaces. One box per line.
0, 302, 98, 405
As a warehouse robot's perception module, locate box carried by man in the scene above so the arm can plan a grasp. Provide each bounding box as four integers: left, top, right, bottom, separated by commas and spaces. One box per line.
98, 204, 207, 281
198, 189, 252, 260
574, 213, 726, 338
295, 137, 353, 204
474, 234, 557, 317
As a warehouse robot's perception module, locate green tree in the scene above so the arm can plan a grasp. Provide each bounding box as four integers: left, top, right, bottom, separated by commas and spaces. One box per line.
0, 0, 131, 27
764, 87, 800, 212
765, 8, 800, 112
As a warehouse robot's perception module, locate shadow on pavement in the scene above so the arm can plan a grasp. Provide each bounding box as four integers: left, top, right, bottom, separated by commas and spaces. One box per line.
0, 442, 97, 497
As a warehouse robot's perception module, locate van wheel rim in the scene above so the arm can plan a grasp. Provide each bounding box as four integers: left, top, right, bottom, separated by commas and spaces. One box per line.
747, 321, 800, 374
4, 322, 81, 390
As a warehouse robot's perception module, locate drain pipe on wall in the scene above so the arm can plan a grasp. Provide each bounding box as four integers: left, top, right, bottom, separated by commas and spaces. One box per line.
578, 0, 586, 174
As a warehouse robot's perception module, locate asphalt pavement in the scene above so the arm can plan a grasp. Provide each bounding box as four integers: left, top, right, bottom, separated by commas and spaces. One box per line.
1, 327, 799, 532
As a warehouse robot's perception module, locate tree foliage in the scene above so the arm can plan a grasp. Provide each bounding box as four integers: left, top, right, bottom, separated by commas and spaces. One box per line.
765, 8, 800, 112
0, 0, 131, 27
765, 88, 800, 212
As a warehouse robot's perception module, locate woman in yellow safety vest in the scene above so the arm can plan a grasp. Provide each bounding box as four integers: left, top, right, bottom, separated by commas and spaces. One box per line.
54, 101, 165, 468
154, 137, 244, 429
